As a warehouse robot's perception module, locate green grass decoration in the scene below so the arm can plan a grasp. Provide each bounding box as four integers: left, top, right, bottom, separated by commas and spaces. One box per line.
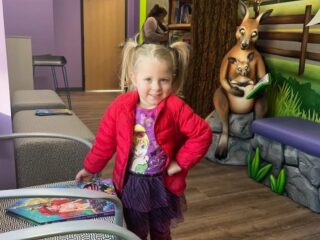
265, 69, 320, 123
269, 168, 286, 195
247, 148, 272, 182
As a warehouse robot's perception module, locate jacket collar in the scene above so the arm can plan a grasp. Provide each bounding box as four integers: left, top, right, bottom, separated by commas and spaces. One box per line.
124, 90, 139, 111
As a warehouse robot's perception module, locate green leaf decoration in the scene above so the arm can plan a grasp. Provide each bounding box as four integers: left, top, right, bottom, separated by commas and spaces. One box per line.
277, 169, 286, 194
269, 174, 277, 192
269, 168, 286, 195
256, 164, 272, 182
247, 148, 272, 182
251, 147, 261, 178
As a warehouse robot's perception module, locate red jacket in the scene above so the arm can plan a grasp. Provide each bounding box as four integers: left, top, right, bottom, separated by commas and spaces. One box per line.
83, 91, 212, 196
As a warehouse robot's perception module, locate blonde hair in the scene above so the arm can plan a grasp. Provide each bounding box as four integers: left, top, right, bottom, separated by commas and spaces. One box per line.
120, 35, 190, 93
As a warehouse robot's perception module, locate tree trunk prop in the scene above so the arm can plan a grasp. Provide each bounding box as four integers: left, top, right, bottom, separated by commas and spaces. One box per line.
183, 0, 238, 118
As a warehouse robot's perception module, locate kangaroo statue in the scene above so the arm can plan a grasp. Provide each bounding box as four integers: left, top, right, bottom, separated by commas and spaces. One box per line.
229, 51, 253, 77
213, 1, 273, 159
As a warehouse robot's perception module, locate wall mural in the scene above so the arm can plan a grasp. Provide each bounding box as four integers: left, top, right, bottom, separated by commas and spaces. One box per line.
206, 1, 320, 213
251, 0, 320, 122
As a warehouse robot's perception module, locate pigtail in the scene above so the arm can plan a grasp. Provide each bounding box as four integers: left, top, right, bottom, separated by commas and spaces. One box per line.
120, 35, 139, 91
170, 41, 190, 94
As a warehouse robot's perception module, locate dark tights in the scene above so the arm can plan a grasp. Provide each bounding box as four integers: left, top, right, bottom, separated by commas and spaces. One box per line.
124, 207, 172, 240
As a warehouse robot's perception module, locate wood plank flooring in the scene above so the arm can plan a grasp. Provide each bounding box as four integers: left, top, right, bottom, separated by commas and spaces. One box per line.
64, 91, 320, 240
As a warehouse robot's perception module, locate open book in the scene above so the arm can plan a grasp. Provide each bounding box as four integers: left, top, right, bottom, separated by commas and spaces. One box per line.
6, 178, 115, 225
245, 73, 271, 99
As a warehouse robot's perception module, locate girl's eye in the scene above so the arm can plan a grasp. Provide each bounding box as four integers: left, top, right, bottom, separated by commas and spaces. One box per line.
160, 79, 170, 83
144, 78, 152, 82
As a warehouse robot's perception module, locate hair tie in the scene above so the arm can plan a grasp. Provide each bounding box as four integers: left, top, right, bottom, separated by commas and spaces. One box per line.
169, 47, 179, 59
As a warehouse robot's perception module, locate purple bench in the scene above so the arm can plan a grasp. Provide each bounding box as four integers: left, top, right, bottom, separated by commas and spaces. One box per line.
252, 117, 320, 158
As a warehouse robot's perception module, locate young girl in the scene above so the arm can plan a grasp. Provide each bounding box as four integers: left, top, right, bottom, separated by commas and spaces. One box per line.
76, 39, 212, 240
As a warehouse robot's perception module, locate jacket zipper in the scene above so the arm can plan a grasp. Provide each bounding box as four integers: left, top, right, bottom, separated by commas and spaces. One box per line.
119, 110, 135, 191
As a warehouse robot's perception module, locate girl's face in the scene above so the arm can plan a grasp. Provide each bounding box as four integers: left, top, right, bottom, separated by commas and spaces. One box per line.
131, 58, 173, 109
157, 14, 166, 23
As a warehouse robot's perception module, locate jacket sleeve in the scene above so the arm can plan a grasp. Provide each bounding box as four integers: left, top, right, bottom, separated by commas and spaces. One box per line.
175, 102, 212, 170
83, 101, 118, 174
143, 17, 168, 43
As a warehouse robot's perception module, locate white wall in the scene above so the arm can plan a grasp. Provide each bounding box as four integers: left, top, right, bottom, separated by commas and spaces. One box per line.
0, 0, 17, 189
6, 36, 33, 97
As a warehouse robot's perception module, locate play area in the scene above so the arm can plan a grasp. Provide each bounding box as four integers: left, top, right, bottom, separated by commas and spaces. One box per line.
206, 0, 320, 214
0, 0, 319, 239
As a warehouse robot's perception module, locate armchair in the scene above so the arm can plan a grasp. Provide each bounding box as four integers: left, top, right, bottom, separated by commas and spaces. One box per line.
0, 133, 92, 187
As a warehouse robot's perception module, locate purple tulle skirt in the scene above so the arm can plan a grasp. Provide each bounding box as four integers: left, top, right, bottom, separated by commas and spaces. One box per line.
121, 172, 185, 230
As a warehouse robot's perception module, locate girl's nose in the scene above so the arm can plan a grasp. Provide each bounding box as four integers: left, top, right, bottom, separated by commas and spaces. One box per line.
151, 80, 161, 90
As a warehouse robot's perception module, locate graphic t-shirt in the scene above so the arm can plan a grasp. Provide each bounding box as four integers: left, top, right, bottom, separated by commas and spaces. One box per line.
128, 106, 167, 175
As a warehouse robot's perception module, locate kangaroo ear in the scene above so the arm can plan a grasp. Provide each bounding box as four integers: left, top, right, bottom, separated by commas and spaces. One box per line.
256, 9, 273, 24
228, 57, 237, 64
247, 52, 254, 62
239, 0, 249, 23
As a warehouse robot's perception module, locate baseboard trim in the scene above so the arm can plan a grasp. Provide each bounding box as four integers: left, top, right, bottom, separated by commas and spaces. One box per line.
56, 87, 83, 92
56, 88, 124, 93
85, 90, 124, 93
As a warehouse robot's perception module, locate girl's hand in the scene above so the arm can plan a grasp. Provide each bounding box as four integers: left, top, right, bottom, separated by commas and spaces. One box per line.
167, 160, 182, 176
75, 169, 94, 182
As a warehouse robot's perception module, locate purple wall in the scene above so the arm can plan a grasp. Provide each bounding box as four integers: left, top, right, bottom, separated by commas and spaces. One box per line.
127, 0, 140, 39
0, 0, 139, 189
0, 0, 17, 189
3, 0, 139, 89
3, 0, 55, 54
3, 0, 82, 89
53, 0, 82, 89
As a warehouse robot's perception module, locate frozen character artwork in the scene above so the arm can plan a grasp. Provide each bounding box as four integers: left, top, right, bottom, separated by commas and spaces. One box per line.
130, 124, 150, 174
129, 108, 167, 175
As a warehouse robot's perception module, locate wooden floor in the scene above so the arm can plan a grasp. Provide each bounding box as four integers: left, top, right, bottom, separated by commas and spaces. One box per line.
65, 91, 320, 240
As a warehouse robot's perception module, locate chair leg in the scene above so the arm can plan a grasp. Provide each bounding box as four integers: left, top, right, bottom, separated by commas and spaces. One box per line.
51, 67, 59, 91
62, 66, 72, 110
33, 66, 36, 80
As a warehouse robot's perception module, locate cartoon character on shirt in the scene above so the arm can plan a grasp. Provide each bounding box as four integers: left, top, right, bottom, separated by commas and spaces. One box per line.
140, 112, 154, 128
148, 147, 167, 172
130, 124, 149, 174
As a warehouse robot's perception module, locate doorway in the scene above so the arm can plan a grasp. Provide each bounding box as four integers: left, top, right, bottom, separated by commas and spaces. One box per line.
82, 0, 125, 91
